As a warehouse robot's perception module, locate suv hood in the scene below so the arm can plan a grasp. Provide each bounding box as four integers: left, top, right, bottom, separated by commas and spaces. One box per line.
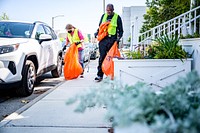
0, 38, 29, 46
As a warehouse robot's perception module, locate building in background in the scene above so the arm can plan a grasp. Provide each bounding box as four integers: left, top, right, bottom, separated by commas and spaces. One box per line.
122, 6, 146, 49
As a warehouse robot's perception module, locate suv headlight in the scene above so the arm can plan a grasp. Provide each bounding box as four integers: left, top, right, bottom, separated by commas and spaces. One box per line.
0, 44, 19, 54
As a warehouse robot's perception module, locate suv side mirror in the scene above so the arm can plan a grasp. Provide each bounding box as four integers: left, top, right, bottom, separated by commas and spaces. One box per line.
39, 34, 52, 44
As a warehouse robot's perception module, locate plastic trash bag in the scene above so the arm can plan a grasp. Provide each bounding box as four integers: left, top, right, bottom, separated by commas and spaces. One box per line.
97, 21, 110, 41
64, 43, 83, 80
102, 41, 121, 80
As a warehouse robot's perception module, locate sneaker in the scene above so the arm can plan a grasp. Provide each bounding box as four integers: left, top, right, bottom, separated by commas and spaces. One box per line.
80, 72, 84, 78
94, 76, 103, 82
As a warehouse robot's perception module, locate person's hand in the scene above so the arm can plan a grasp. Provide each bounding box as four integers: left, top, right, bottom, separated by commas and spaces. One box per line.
62, 45, 66, 51
94, 32, 98, 38
75, 42, 81, 45
116, 38, 120, 44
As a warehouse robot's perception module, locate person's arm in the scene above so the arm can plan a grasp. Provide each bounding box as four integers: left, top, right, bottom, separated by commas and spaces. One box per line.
62, 37, 70, 51
98, 14, 104, 26
117, 15, 124, 39
94, 14, 104, 38
66, 37, 70, 45
78, 30, 84, 43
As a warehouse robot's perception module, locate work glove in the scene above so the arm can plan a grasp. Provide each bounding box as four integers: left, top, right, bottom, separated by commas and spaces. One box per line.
75, 42, 81, 45
116, 38, 120, 44
62, 45, 66, 51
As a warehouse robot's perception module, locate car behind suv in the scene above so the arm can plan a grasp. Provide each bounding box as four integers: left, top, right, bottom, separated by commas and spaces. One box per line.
87, 43, 99, 59
0, 20, 63, 96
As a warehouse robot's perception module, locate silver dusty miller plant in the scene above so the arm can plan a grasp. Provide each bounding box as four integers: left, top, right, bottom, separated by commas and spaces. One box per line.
66, 71, 200, 133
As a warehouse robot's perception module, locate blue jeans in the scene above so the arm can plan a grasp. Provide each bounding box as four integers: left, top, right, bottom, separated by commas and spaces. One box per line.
78, 49, 84, 70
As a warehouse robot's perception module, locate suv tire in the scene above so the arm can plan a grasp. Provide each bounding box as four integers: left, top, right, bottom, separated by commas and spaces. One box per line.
51, 55, 62, 78
93, 52, 97, 59
16, 60, 36, 96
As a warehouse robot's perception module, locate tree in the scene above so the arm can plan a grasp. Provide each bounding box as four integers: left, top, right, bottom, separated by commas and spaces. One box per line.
0, 13, 9, 20
140, 0, 190, 33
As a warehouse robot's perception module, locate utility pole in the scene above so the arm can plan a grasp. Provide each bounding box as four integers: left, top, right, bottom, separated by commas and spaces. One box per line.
52, 15, 64, 29
103, 0, 105, 13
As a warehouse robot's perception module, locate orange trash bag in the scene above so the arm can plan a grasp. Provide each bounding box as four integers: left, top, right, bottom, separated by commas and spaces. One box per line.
102, 41, 121, 80
63, 43, 83, 80
97, 21, 110, 41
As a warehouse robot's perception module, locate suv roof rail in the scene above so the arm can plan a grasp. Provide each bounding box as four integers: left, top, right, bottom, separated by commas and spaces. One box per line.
34, 21, 48, 25
33, 21, 52, 28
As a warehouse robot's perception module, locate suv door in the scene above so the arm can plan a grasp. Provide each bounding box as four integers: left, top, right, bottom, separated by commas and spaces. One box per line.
50, 28, 61, 65
35, 24, 50, 71
43, 25, 55, 67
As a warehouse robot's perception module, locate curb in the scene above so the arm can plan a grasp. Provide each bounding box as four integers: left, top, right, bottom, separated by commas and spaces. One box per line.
0, 81, 65, 127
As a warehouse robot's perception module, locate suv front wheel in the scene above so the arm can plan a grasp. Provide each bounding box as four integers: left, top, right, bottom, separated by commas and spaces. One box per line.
16, 60, 36, 96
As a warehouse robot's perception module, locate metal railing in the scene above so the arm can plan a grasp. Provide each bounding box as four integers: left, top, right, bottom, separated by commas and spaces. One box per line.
134, 6, 200, 50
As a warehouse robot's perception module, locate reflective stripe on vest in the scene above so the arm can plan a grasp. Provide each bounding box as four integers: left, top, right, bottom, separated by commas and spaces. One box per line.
67, 29, 80, 44
102, 13, 118, 35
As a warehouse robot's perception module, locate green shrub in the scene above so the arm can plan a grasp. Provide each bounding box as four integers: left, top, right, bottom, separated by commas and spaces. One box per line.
125, 51, 144, 59
126, 34, 190, 61
150, 35, 187, 60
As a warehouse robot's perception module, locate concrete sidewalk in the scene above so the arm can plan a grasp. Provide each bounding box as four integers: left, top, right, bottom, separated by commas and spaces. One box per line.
0, 60, 111, 133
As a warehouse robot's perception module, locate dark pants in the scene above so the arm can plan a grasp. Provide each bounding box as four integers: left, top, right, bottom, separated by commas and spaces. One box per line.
97, 37, 115, 77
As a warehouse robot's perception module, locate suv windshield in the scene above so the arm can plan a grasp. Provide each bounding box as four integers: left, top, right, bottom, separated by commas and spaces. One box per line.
0, 22, 34, 38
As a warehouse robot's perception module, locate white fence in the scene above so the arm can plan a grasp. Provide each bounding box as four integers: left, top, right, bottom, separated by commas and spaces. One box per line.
132, 6, 200, 51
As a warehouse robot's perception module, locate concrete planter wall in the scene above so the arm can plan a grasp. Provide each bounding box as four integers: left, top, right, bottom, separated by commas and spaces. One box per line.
113, 58, 192, 90
179, 38, 200, 76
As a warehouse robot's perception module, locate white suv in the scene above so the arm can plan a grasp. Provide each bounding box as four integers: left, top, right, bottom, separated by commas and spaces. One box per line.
0, 21, 63, 96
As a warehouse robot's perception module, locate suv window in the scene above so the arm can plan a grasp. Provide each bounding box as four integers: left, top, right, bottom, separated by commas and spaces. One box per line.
50, 28, 57, 40
35, 24, 45, 40
0, 22, 33, 38
44, 26, 57, 40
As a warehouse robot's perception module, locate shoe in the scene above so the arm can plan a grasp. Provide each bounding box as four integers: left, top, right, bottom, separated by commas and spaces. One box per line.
80, 75, 84, 78
80, 72, 84, 78
94, 76, 103, 82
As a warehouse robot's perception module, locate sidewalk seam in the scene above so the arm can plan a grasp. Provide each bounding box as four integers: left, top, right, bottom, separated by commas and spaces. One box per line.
4, 125, 112, 128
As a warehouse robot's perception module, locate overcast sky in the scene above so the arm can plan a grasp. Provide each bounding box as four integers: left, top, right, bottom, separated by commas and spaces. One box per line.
0, 0, 146, 34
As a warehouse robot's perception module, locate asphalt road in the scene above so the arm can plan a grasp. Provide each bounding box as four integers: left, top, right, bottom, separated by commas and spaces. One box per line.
0, 72, 64, 121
